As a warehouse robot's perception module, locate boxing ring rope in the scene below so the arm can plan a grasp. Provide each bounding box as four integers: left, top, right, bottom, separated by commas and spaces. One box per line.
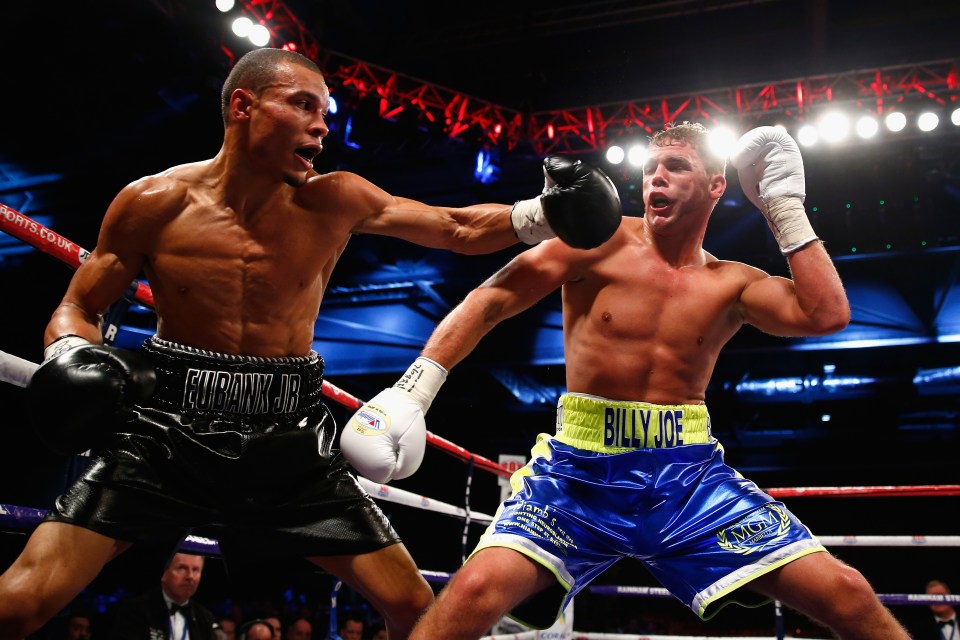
484, 634, 815, 640
0, 202, 154, 307
766, 485, 960, 498
586, 585, 960, 607
4, 202, 960, 639
0, 478, 495, 554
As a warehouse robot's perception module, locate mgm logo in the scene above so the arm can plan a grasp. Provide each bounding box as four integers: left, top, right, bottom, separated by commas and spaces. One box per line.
717, 504, 791, 555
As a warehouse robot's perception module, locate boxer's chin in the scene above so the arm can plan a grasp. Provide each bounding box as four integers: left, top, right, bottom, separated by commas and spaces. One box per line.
285, 174, 307, 188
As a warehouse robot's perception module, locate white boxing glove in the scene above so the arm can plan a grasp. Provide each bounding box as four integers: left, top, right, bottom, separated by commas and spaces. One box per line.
340, 356, 448, 483
731, 126, 819, 254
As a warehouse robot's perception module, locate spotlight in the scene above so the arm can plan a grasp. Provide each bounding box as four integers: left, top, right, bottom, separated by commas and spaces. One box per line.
797, 124, 818, 147
249, 23, 271, 47
627, 145, 647, 168
232, 16, 253, 38
215, 0, 235, 11
855, 116, 879, 139
819, 111, 850, 143
917, 111, 939, 132
606, 145, 625, 165
706, 125, 736, 159
885, 111, 907, 132
952, 107, 960, 126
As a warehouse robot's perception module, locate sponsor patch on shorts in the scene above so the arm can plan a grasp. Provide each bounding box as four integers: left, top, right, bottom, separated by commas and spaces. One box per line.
716, 504, 791, 555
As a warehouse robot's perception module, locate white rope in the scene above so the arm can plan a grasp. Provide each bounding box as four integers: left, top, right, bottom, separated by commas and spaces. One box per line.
478, 631, 829, 639
0, 349, 39, 388
564, 634, 829, 640
356, 476, 494, 524
818, 535, 960, 546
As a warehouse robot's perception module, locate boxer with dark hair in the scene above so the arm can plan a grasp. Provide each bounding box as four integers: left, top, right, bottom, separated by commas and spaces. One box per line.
0, 47, 621, 639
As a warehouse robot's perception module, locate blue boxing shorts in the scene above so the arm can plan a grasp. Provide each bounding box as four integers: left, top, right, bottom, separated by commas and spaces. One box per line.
471, 392, 825, 629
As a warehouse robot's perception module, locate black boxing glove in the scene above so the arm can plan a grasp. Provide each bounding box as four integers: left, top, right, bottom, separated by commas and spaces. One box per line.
26, 342, 156, 455
511, 156, 622, 249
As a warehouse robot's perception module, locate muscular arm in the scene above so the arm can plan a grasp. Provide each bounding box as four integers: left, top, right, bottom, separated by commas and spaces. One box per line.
339, 239, 584, 483
336, 172, 518, 255
44, 181, 155, 347
739, 240, 850, 337
421, 239, 584, 370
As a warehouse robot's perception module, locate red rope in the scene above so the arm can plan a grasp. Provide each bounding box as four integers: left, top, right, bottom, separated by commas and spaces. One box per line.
320, 380, 362, 411
767, 485, 960, 498
0, 203, 154, 307
424, 431, 511, 479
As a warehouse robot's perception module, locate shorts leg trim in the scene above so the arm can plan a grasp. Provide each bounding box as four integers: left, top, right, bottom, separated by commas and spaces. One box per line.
694, 540, 827, 619
471, 532, 574, 626
472, 533, 575, 591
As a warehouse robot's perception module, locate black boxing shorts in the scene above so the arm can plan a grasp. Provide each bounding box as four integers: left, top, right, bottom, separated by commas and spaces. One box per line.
44, 336, 400, 561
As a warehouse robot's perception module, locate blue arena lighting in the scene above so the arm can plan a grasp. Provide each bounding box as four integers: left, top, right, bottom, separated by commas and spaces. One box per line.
342, 115, 361, 149
474, 148, 500, 184
913, 366, 960, 395
735, 377, 805, 398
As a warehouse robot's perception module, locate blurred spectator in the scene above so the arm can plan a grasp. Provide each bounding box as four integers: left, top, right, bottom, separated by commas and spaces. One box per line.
337, 613, 363, 640
905, 579, 957, 640
367, 621, 387, 640
284, 616, 312, 640
108, 552, 218, 639
64, 612, 92, 640
239, 620, 274, 640
217, 617, 237, 640
265, 616, 282, 639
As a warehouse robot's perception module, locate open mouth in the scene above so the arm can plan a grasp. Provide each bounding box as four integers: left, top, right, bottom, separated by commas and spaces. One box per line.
649, 194, 671, 209
295, 145, 321, 165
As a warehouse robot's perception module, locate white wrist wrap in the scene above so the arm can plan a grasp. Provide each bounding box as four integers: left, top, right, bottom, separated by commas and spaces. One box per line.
511, 197, 556, 245
43, 335, 91, 361
764, 197, 819, 255
393, 356, 448, 413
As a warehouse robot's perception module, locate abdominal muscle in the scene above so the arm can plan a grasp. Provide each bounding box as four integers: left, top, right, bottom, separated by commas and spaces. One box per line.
560, 257, 742, 405
564, 334, 720, 405
144, 238, 331, 358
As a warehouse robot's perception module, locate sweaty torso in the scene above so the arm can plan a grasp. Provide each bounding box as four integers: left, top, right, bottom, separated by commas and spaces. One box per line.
135, 164, 355, 357
562, 217, 754, 405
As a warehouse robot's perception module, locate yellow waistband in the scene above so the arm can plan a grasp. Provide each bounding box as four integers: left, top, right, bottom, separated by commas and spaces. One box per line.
555, 393, 712, 453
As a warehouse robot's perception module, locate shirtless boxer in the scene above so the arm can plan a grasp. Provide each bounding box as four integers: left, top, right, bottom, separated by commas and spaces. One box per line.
0, 47, 621, 639
359, 123, 910, 639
